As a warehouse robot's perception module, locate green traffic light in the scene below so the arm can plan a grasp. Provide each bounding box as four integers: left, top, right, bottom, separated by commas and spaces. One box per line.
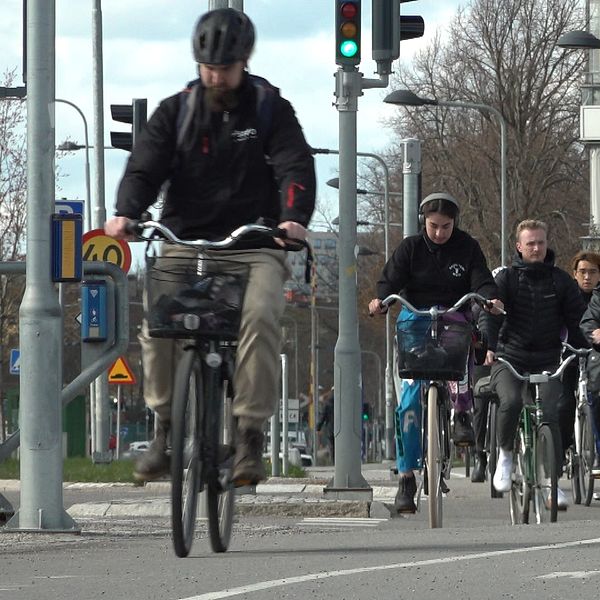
340, 40, 358, 58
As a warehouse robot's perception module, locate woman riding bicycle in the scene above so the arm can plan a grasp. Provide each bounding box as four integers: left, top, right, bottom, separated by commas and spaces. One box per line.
368, 192, 502, 513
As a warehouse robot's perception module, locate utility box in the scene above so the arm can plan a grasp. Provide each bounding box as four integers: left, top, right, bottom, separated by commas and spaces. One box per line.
580, 105, 600, 141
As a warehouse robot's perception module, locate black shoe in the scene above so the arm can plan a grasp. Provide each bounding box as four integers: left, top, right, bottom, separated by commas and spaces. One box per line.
453, 412, 475, 447
133, 419, 170, 482
471, 452, 487, 483
232, 427, 266, 488
394, 475, 417, 514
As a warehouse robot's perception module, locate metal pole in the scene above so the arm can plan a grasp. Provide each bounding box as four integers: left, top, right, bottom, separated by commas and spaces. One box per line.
55, 99, 91, 231
115, 386, 121, 459
91, 0, 110, 463
281, 354, 289, 476
7, 0, 77, 531
326, 68, 370, 496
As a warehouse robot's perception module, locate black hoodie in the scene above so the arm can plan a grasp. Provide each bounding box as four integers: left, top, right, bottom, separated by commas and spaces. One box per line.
375, 227, 498, 309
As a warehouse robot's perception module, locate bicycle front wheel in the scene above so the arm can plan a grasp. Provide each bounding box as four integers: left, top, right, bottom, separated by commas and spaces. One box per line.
534, 424, 557, 523
509, 428, 530, 525
206, 375, 235, 553
171, 349, 204, 558
579, 405, 596, 506
426, 385, 443, 529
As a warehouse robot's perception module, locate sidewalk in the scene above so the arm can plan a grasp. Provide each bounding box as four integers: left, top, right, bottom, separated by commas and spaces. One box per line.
68, 464, 399, 519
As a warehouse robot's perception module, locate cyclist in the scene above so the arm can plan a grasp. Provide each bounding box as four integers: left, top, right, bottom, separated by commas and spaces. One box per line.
579, 263, 600, 477
368, 192, 503, 513
558, 251, 600, 470
482, 220, 588, 508
104, 8, 316, 486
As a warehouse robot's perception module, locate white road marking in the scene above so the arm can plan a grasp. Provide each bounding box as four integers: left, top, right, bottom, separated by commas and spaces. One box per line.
180, 536, 600, 600
537, 571, 600, 580
299, 517, 387, 528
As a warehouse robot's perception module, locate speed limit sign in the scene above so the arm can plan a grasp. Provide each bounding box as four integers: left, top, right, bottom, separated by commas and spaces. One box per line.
82, 229, 132, 273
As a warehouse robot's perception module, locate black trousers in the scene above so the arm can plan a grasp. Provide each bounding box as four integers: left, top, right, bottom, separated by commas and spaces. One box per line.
472, 364, 492, 455
491, 361, 563, 471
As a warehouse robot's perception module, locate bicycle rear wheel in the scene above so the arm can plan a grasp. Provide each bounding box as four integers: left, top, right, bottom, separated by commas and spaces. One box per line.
206, 374, 235, 553
426, 385, 443, 528
579, 405, 596, 506
488, 401, 503, 499
171, 348, 203, 558
509, 428, 530, 525
534, 424, 557, 523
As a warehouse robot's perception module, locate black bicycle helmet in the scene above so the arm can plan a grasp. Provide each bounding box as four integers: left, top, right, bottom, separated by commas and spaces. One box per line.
192, 8, 255, 65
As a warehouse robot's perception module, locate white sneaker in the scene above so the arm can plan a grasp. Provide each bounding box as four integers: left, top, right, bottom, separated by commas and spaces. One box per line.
542, 486, 569, 510
493, 451, 513, 492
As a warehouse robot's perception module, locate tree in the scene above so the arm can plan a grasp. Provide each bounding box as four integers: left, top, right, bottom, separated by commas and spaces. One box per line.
385, 0, 586, 266
0, 69, 27, 440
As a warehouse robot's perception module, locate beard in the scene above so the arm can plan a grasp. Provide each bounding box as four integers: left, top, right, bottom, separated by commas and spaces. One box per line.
205, 87, 239, 112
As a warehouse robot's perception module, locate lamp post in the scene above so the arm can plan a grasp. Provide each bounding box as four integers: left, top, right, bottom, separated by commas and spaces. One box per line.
384, 89, 508, 266
55, 99, 91, 231
315, 149, 397, 462
558, 28, 600, 250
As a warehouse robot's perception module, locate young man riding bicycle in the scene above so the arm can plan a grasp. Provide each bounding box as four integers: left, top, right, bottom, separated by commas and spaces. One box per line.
482, 220, 588, 508
104, 8, 316, 487
368, 193, 503, 513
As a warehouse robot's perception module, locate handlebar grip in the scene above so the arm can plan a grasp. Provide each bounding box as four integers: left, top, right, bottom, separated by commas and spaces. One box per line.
124, 219, 144, 236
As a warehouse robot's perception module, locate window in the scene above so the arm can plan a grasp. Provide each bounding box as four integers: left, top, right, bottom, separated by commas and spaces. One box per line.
325, 239, 336, 250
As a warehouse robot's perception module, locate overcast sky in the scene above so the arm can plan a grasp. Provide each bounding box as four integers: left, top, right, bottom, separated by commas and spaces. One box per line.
1, 0, 465, 230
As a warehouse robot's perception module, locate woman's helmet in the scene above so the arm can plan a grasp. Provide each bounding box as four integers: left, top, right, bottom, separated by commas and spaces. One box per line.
192, 8, 255, 65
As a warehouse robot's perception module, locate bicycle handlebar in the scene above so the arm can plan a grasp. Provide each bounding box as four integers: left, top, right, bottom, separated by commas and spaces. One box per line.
125, 219, 308, 252
561, 341, 592, 358
380, 291, 504, 318
495, 352, 577, 383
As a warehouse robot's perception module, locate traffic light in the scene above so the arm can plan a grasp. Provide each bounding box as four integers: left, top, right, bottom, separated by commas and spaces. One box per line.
110, 98, 147, 151
372, 0, 424, 74
362, 402, 371, 421
335, 1, 361, 67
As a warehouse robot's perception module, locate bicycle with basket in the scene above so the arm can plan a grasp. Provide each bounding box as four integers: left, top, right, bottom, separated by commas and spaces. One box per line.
382, 292, 496, 528
128, 217, 310, 557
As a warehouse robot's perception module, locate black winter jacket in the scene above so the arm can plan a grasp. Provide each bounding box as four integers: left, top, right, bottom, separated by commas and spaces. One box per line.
115, 72, 316, 245
483, 250, 588, 371
581, 287, 600, 349
375, 228, 498, 309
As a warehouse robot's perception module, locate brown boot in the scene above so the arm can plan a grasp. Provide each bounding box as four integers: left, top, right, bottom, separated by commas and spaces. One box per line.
232, 427, 266, 487
133, 419, 170, 482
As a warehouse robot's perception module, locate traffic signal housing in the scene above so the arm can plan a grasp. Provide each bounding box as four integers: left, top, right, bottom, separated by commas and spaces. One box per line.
336, 0, 361, 67
110, 98, 147, 151
362, 402, 371, 422
372, 0, 424, 74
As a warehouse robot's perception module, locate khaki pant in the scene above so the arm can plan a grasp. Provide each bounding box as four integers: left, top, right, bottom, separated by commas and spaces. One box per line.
139, 243, 290, 429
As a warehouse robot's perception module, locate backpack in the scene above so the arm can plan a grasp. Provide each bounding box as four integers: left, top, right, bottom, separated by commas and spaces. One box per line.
175, 74, 276, 152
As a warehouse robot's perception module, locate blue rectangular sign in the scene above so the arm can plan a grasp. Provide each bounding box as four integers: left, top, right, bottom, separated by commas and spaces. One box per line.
81, 280, 107, 342
9, 348, 20, 375
55, 199, 84, 216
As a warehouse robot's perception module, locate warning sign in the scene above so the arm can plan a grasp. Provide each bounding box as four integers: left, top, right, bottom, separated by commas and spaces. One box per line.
108, 356, 137, 385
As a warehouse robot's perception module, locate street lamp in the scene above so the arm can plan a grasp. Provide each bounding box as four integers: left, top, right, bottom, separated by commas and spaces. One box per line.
384, 89, 508, 266
56, 99, 91, 231
557, 28, 600, 250
315, 148, 397, 461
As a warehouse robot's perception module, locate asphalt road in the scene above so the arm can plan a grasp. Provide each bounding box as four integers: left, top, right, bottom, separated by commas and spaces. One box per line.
2, 470, 600, 600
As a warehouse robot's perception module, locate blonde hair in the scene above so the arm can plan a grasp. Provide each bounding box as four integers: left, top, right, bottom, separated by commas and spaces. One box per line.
516, 219, 548, 242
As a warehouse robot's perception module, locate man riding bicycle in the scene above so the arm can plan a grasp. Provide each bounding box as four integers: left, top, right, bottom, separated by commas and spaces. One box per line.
368, 193, 502, 513
104, 8, 316, 486
482, 220, 587, 508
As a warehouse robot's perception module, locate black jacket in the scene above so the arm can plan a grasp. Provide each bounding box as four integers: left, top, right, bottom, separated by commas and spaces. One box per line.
483, 250, 588, 371
581, 287, 600, 349
375, 228, 498, 309
115, 72, 316, 245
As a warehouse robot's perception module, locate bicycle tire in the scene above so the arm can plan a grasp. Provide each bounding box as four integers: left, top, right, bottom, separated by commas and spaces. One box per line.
206, 366, 235, 553
509, 428, 530, 525
579, 405, 596, 506
488, 401, 503, 499
567, 445, 581, 505
171, 349, 203, 558
427, 385, 443, 529
534, 424, 558, 523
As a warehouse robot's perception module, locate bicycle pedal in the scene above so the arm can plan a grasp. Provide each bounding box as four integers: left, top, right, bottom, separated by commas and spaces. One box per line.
441, 480, 450, 494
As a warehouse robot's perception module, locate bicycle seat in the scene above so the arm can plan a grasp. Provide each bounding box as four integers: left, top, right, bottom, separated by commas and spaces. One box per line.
474, 375, 497, 400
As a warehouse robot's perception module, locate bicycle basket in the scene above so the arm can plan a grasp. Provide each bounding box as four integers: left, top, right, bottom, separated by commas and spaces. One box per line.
396, 318, 472, 381
146, 255, 249, 340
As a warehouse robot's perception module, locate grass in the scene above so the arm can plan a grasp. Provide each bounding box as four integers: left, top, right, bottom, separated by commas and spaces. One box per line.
0, 457, 306, 482
0, 457, 139, 484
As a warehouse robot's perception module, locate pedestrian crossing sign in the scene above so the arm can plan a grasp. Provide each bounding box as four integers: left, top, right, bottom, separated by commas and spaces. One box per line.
108, 356, 136, 385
